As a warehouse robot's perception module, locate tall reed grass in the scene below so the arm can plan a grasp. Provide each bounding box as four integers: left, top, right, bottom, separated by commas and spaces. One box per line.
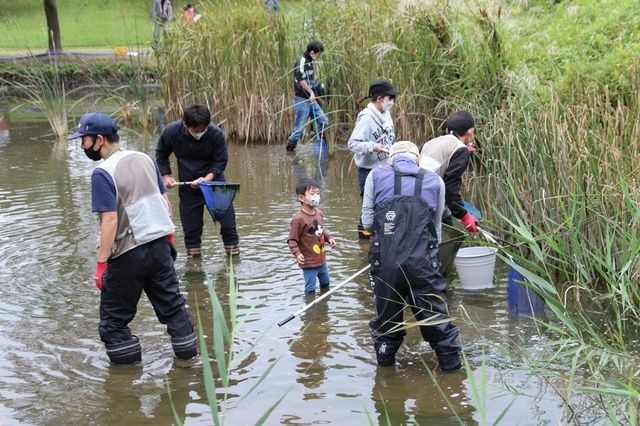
157, 0, 509, 147
0, 54, 69, 138
463, 90, 640, 422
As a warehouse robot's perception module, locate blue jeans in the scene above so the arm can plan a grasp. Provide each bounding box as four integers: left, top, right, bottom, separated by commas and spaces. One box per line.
287, 96, 329, 146
302, 264, 330, 293
265, 0, 280, 12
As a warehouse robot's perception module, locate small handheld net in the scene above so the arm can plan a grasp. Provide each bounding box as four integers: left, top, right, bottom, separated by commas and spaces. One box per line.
198, 181, 240, 218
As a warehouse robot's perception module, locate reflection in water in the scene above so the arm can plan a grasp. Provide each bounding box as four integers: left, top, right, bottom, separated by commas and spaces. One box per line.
288, 292, 332, 395
0, 118, 571, 425
372, 365, 475, 426
287, 144, 330, 187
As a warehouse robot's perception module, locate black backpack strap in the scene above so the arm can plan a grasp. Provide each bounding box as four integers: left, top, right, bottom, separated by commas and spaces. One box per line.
393, 166, 425, 196
414, 169, 425, 196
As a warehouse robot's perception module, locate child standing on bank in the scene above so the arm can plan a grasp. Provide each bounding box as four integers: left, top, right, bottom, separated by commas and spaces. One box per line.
287, 178, 336, 293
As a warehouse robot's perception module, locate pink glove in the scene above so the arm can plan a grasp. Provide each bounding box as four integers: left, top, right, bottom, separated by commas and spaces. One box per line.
460, 212, 479, 233
94, 261, 108, 290
167, 233, 175, 246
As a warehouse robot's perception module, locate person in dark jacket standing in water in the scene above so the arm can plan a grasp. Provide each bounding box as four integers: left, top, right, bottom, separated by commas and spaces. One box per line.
285, 40, 328, 153
68, 112, 197, 365
156, 104, 240, 257
419, 110, 479, 233
361, 140, 462, 372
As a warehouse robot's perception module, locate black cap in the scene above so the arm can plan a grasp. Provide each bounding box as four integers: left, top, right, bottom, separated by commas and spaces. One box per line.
368, 78, 398, 99
445, 110, 475, 135
67, 112, 118, 140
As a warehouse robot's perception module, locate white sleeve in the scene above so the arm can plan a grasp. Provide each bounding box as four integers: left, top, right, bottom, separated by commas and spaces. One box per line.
361, 170, 376, 229
348, 112, 375, 155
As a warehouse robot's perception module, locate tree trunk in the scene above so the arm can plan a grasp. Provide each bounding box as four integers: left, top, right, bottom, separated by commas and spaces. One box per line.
44, 0, 62, 52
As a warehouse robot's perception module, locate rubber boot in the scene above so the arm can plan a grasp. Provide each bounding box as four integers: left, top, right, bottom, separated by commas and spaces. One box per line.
224, 244, 240, 257
106, 336, 142, 365
285, 140, 297, 152
436, 349, 462, 373
375, 342, 396, 367
186, 247, 201, 258
172, 332, 198, 360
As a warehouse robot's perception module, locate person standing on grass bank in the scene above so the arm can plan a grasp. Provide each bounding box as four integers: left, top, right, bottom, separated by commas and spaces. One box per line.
68, 112, 197, 365
152, 0, 173, 46
285, 40, 329, 153
419, 110, 479, 233
348, 78, 398, 239
182, 3, 201, 22
361, 141, 462, 371
287, 178, 337, 293
155, 104, 240, 258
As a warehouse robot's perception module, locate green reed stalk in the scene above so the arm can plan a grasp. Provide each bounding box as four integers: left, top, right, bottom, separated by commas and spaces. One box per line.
1, 54, 68, 138
169, 256, 285, 424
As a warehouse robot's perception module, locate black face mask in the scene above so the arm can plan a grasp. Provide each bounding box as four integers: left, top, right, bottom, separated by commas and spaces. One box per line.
83, 138, 102, 161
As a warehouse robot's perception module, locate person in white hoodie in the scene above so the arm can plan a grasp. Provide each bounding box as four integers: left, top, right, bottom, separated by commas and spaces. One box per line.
348, 79, 398, 239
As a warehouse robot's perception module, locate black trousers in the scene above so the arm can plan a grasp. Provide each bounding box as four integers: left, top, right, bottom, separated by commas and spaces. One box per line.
99, 238, 194, 345
369, 263, 460, 357
179, 189, 239, 250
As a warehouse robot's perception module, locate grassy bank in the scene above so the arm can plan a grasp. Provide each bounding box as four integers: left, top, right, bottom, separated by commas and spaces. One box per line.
0, 0, 152, 52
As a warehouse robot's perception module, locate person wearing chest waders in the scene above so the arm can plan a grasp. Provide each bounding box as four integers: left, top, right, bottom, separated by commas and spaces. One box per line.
361, 141, 462, 372
68, 112, 197, 365
419, 110, 479, 233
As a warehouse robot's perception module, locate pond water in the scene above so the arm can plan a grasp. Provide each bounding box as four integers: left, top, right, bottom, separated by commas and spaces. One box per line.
0, 117, 571, 425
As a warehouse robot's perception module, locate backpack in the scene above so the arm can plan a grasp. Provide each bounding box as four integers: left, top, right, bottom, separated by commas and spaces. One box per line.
369, 167, 440, 279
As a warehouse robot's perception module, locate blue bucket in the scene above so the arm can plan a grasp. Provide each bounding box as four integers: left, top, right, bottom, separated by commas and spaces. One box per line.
198, 181, 240, 219
507, 265, 545, 315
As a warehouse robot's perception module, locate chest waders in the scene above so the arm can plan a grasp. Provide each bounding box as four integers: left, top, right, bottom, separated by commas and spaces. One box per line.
369, 167, 461, 370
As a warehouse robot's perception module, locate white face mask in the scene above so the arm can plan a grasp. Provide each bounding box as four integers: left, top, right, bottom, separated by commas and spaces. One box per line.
307, 194, 320, 207
189, 130, 206, 140
382, 99, 394, 113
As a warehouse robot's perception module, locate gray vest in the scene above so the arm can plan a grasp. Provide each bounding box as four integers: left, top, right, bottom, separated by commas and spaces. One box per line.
98, 150, 174, 259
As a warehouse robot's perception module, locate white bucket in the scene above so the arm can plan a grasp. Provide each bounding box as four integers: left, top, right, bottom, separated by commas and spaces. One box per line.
454, 246, 498, 289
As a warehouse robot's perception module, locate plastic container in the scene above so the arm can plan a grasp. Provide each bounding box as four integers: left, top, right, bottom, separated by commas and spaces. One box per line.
454, 246, 497, 289
507, 265, 545, 315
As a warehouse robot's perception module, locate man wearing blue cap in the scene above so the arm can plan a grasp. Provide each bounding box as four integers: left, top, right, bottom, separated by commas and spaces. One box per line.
68, 112, 197, 365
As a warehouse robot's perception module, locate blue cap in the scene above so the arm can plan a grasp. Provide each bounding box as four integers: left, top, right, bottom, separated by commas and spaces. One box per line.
67, 112, 118, 140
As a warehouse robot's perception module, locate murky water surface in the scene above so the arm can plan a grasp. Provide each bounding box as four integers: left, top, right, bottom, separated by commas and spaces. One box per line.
0, 118, 567, 425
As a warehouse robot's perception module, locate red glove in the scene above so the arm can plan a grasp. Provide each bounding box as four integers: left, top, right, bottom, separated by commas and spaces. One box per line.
460, 212, 479, 233
94, 261, 108, 290
167, 233, 177, 261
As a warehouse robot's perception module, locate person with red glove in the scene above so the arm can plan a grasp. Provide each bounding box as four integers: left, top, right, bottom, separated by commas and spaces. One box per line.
419, 110, 479, 233
68, 112, 197, 365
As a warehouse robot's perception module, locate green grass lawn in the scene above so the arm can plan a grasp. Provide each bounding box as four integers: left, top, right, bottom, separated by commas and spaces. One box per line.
0, 0, 161, 52
0, 0, 306, 54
